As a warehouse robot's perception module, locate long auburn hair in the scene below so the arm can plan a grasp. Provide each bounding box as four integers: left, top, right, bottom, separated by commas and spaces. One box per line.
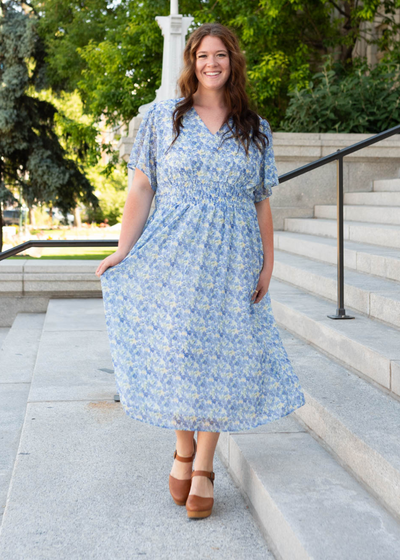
170, 23, 269, 156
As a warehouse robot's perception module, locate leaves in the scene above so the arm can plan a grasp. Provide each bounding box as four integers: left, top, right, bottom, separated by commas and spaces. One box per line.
280, 55, 400, 133
0, 5, 99, 219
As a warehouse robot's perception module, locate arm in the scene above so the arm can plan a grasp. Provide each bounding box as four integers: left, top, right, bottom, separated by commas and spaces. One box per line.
95, 168, 154, 277
251, 197, 274, 304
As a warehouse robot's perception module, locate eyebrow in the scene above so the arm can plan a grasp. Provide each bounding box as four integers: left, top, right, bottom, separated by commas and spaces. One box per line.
197, 50, 228, 54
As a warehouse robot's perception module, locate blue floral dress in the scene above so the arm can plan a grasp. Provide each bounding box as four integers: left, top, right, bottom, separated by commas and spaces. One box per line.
100, 97, 306, 432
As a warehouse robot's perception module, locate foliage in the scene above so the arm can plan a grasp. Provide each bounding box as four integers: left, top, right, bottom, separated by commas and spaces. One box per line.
281, 55, 400, 133
84, 163, 127, 226
31, 88, 101, 166
32, 0, 400, 130
0, 2, 99, 248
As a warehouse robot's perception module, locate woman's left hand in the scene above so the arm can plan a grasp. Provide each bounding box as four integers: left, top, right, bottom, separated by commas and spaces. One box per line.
251, 267, 272, 304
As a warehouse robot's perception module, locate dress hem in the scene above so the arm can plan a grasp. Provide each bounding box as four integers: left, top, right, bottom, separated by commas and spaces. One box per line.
118, 396, 306, 433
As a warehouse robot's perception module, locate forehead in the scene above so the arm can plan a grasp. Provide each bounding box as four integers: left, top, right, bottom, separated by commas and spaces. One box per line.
196, 35, 227, 53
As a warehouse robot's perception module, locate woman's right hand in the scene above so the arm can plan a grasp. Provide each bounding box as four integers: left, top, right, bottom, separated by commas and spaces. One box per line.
95, 248, 129, 277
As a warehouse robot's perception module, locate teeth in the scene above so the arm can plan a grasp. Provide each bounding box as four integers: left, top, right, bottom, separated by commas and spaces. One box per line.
205, 72, 220, 75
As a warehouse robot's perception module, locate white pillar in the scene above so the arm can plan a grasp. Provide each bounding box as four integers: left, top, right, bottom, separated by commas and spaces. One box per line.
119, 0, 194, 193
138, 2, 193, 115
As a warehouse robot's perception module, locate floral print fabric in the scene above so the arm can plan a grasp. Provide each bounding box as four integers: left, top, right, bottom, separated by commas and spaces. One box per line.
100, 97, 306, 432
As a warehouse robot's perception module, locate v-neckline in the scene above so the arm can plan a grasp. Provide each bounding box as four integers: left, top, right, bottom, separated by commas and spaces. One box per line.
190, 106, 228, 137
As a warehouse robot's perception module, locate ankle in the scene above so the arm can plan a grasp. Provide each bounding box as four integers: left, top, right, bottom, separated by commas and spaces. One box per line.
193, 462, 214, 473
176, 441, 195, 458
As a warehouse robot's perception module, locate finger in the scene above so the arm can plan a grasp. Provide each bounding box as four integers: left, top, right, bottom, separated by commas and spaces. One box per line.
251, 288, 260, 302
254, 289, 264, 304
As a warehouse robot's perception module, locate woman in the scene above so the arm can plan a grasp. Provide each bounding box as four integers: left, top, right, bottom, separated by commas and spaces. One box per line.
96, 22, 306, 520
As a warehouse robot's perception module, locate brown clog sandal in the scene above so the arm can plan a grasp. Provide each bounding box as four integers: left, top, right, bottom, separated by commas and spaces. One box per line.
186, 470, 215, 519
169, 438, 197, 506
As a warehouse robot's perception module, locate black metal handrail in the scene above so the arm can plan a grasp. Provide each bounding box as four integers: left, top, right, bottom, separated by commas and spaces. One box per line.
1, 124, 400, 320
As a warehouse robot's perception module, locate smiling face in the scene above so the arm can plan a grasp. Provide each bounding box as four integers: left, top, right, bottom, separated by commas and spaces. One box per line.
194, 35, 231, 93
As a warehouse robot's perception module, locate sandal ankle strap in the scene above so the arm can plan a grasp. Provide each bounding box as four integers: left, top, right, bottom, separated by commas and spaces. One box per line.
173, 438, 197, 463
191, 470, 215, 485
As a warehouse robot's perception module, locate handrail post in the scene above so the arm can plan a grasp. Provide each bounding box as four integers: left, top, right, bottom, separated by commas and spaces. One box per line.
328, 154, 354, 320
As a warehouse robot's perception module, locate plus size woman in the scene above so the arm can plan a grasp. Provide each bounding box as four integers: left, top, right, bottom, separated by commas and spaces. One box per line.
96, 22, 305, 520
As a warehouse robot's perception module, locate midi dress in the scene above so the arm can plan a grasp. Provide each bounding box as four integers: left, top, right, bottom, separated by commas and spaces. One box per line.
100, 97, 306, 432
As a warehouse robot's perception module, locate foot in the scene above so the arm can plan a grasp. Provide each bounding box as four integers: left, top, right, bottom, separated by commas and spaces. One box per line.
189, 465, 214, 499
169, 443, 195, 481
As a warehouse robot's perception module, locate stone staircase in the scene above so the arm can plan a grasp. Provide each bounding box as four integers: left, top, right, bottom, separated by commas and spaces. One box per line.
0, 178, 400, 558
218, 177, 400, 558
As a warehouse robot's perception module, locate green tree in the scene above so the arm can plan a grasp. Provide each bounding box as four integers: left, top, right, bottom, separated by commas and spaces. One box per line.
0, 1, 99, 250
33, 0, 400, 129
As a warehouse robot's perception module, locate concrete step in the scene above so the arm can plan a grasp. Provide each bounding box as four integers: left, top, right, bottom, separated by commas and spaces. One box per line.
314, 204, 400, 225
0, 328, 9, 351
0, 313, 45, 384
0, 313, 45, 526
374, 179, 400, 191
0, 299, 275, 559
275, 328, 400, 522
344, 191, 400, 206
274, 231, 400, 282
272, 250, 400, 329
217, 412, 400, 560
269, 277, 400, 396
284, 217, 400, 249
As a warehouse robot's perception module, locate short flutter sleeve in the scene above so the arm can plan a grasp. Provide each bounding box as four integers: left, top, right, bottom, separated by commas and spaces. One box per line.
253, 119, 279, 203
127, 104, 158, 192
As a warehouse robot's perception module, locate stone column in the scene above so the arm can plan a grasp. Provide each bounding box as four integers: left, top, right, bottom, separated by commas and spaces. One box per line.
118, 1, 193, 191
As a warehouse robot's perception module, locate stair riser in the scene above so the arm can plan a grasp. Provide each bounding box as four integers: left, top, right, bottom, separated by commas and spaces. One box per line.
274, 235, 400, 283
294, 394, 400, 521
314, 205, 400, 225
284, 219, 400, 249
217, 433, 310, 560
272, 261, 400, 329
393, 362, 400, 396
374, 179, 400, 192
271, 298, 395, 394
344, 193, 400, 206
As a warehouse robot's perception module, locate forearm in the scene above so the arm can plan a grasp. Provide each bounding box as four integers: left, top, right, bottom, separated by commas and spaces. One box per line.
255, 198, 274, 274
117, 170, 155, 255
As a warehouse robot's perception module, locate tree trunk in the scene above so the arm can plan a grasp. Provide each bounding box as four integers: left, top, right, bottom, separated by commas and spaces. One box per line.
73, 206, 82, 228
28, 205, 36, 228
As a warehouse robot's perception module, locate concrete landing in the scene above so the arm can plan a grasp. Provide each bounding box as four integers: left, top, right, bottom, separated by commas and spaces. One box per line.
0, 299, 274, 559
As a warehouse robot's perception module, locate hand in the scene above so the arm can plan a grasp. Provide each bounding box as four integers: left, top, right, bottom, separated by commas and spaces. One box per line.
251, 267, 272, 304
95, 249, 129, 277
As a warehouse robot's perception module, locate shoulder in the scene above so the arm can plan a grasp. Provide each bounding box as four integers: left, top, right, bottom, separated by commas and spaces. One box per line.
151, 97, 183, 116
257, 115, 273, 138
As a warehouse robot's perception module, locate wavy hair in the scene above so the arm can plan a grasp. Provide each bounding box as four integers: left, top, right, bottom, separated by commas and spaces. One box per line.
170, 22, 269, 156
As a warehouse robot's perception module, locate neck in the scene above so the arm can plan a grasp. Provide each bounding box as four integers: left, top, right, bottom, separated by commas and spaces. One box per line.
192, 86, 226, 109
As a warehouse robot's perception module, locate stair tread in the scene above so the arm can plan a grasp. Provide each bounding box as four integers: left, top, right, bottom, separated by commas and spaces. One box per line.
274, 249, 400, 297
277, 324, 400, 470
275, 230, 400, 260
269, 277, 400, 358
286, 217, 400, 231
0, 313, 46, 383
316, 203, 400, 209
225, 417, 400, 559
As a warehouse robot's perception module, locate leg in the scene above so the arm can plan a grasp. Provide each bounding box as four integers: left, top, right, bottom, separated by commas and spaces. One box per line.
169, 429, 195, 480
189, 431, 220, 498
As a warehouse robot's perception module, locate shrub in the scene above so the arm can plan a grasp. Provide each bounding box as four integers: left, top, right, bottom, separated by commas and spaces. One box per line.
280, 55, 400, 133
